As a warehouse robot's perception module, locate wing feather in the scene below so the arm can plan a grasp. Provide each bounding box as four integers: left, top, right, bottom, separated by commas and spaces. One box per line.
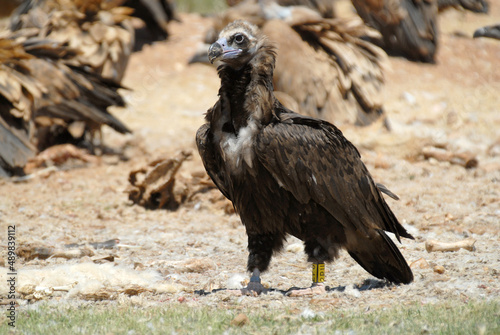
255, 112, 410, 240
196, 121, 233, 201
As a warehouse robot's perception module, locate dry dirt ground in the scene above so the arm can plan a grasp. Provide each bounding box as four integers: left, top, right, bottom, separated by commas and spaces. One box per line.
1, 1, 499, 317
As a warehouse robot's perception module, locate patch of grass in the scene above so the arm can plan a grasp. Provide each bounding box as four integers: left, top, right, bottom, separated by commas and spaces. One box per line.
5, 299, 499, 334
175, 0, 227, 14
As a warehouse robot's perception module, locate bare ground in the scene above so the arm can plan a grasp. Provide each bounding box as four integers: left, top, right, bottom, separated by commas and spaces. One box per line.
1, 2, 499, 315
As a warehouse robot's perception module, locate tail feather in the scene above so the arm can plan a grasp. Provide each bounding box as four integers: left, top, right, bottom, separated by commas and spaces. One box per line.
347, 230, 413, 284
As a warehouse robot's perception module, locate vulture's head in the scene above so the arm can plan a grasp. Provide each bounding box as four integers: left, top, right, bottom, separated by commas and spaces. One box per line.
208, 20, 266, 69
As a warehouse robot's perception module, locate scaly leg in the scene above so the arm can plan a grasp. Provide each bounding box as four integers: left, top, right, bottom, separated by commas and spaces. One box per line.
226, 232, 284, 296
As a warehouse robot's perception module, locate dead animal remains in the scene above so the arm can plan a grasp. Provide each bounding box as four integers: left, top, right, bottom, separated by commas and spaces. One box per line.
10, 0, 136, 83
0, 36, 130, 176
196, 20, 414, 296
127, 151, 192, 210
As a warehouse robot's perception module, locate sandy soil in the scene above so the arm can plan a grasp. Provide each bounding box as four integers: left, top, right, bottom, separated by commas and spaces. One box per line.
0, 2, 499, 313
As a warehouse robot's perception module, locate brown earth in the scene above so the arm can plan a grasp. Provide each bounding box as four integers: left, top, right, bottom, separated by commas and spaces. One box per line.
0, 1, 499, 316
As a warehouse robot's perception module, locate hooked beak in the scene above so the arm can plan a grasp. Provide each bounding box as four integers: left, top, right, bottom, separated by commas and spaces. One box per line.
208, 37, 242, 64
473, 26, 499, 39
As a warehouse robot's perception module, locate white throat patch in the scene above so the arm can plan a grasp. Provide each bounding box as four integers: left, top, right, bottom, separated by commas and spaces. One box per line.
219, 119, 258, 172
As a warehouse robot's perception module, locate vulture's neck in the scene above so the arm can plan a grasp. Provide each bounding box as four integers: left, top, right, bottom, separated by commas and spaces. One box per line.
217, 45, 276, 133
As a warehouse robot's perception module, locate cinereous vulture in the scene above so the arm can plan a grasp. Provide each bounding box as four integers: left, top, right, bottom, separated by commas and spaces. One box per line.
196, 21, 414, 295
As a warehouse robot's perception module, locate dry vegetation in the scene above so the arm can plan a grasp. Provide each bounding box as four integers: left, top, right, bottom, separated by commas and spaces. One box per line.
0, 0, 499, 331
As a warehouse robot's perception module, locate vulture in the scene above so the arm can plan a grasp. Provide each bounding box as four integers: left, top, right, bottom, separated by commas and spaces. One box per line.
0, 35, 129, 176
351, 0, 438, 62
473, 24, 500, 40
9, 0, 135, 83
195, 0, 387, 127
262, 18, 386, 126
123, 0, 177, 50
226, 0, 336, 18
196, 21, 414, 295
437, 0, 488, 13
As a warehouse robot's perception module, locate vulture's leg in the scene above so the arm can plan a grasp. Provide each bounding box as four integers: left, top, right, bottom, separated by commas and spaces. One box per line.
241, 268, 266, 295
287, 240, 332, 296
240, 232, 284, 295
286, 263, 327, 296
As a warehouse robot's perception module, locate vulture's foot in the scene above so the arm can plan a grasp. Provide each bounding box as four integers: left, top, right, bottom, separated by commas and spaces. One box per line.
240, 281, 268, 296
226, 269, 266, 296
286, 283, 326, 297
223, 282, 268, 296
241, 268, 268, 295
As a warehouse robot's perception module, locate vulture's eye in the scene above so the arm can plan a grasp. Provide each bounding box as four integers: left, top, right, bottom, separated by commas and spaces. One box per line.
234, 34, 245, 44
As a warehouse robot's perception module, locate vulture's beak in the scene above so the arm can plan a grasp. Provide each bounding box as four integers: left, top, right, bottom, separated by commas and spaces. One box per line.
208, 37, 242, 64
473, 26, 500, 39
473, 27, 487, 38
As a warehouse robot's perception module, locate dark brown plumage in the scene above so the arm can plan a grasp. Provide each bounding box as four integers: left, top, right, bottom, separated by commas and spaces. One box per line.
197, 21, 413, 294
438, 0, 488, 13
351, 0, 438, 62
123, 0, 177, 50
0, 0, 23, 18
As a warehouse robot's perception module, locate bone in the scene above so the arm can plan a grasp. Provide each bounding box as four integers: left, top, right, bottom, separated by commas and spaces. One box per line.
422, 146, 478, 169
425, 238, 476, 252
49, 248, 94, 259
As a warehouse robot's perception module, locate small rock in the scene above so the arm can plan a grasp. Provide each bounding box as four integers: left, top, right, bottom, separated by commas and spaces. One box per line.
154, 283, 184, 294
487, 139, 500, 157
410, 258, 430, 269
122, 285, 148, 296
402, 92, 417, 105
433, 265, 445, 274
286, 242, 304, 253
18, 284, 36, 296
230, 313, 249, 327
182, 258, 216, 273
301, 308, 317, 319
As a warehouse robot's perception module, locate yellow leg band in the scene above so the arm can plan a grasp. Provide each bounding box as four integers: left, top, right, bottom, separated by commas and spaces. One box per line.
312, 263, 325, 283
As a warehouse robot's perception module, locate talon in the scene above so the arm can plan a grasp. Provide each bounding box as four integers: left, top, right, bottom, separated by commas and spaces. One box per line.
241, 280, 267, 295
240, 268, 267, 295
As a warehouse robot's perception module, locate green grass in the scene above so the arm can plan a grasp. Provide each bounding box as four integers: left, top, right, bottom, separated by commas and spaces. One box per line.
175, 0, 227, 14
4, 299, 499, 334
